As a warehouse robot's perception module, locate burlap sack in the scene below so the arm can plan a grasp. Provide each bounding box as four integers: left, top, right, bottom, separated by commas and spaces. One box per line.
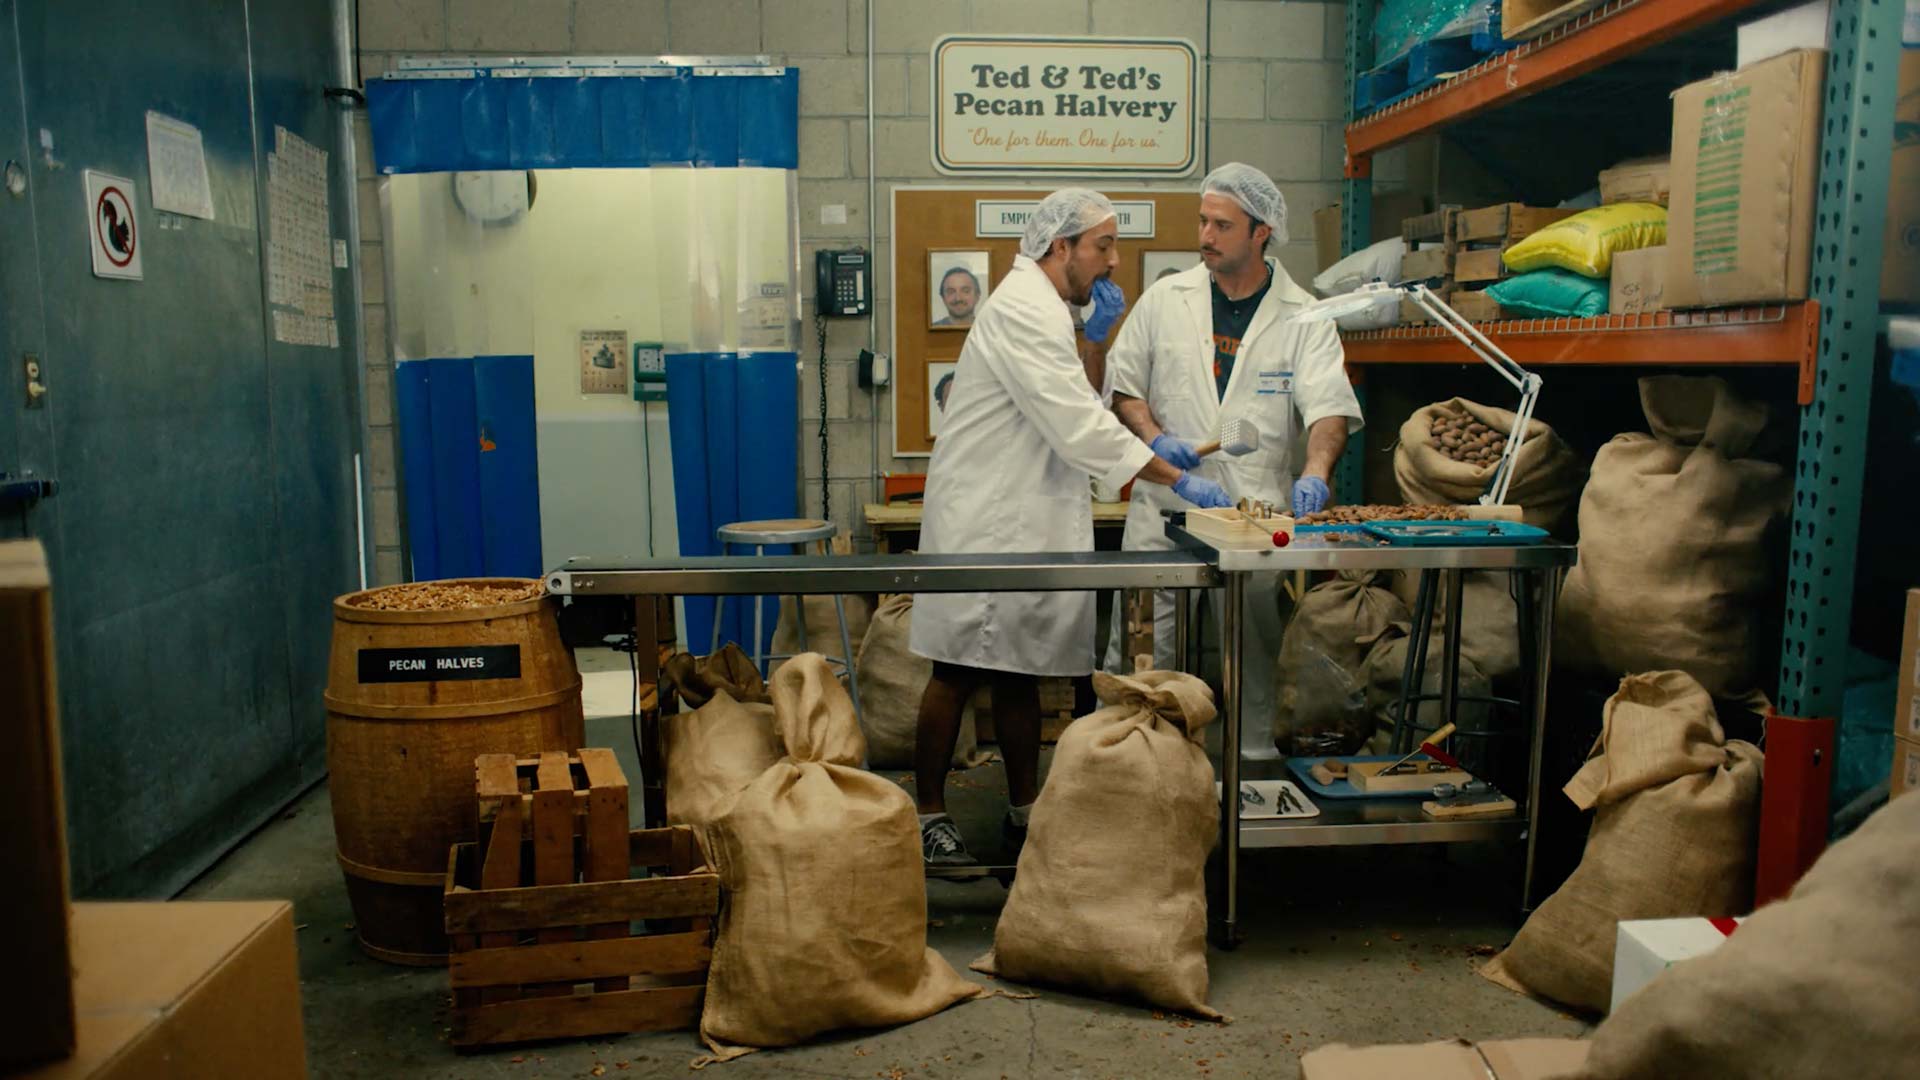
697, 654, 983, 1062
1481, 671, 1762, 1013
973, 671, 1223, 1019
1555, 376, 1791, 698
855, 593, 987, 768
663, 644, 770, 707
1577, 792, 1920, 1079
1388, 570, 1524, 680
1394, 398, 1585, 530
1271, 572, 1409, 755
1360, 632, 1493, 754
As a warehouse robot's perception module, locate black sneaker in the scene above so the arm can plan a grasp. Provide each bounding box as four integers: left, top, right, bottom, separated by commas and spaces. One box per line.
921, 815, 976, 866
1002, 812, 1029, 858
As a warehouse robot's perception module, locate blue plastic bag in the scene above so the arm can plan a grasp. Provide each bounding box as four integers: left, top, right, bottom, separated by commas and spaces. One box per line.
1485, 269, 1610, 318
1374, 0, 1499, 66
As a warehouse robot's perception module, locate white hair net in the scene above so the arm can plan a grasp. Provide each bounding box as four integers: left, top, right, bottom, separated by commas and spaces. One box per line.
1203, 163, 1288, 245
1020, 188, 1117, 260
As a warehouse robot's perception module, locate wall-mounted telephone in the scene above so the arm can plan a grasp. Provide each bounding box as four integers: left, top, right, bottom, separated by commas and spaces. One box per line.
815, 249, 872, 317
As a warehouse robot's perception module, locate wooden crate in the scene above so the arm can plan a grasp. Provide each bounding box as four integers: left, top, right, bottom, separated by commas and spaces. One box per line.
1453, 247, 1512, 284
1503, 0, 1608, 41
1400, 205, 1460, 247
445, 750, 717, 1049
1454, 203, 1577, 247
1451, 288, 1510, 322
1401, 245, 1454, 283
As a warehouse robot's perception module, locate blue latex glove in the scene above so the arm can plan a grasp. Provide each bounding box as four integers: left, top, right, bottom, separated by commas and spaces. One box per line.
1150, 433, 1202, 470
1173, 470, 1232, 509
1083, 277, 1127, 343
1292, 475, 1331, 517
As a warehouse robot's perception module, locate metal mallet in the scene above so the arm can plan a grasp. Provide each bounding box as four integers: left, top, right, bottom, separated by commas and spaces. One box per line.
1194, 417, 1259, 458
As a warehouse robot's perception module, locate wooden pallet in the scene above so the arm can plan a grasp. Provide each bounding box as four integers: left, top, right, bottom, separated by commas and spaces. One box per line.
445, 750, 717, 1049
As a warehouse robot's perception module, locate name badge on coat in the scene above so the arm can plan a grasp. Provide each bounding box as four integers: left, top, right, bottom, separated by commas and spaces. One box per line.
1256, 369, 1294, 395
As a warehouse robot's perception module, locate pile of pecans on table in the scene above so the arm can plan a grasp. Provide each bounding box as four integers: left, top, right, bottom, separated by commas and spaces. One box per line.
1429, 408, 1508, 465
1298, 504, 1468, 525
348, 580, 545, 611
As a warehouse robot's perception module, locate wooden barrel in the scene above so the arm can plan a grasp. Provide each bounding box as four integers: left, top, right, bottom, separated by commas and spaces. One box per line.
324, 579, 584, 966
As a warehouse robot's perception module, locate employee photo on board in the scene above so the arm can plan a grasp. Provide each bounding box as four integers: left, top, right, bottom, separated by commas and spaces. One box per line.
930, 250, 990, 328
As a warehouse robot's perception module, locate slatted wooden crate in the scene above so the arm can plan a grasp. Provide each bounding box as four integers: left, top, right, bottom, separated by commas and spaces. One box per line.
443, 749, 717, 1049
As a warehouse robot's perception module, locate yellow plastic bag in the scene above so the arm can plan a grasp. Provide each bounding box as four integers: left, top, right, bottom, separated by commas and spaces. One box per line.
1501, 202, 1667, 278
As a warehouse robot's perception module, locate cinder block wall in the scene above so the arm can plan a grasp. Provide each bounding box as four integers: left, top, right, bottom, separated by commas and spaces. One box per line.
353, 0, 1405, 570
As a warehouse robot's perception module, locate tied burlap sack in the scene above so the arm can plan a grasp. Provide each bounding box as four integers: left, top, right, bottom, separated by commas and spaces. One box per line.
855, 593, 988, 768
664, 644, 770, 707
697, 654, 983, 1062
1388, 570, 1524, 680
1556, 376, 1791, 698
1394, 398, 1585, 530
973, 671, 1223, 1019
1481, 671, 1761, 1013
1360, 632, 1493, 754
1270, 572, 1409, 755
1577, 792, 1920, 1079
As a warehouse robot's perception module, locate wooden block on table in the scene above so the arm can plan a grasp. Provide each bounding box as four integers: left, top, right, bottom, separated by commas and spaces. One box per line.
1421, 794, 1519, 819
1346, 760, 1472, 793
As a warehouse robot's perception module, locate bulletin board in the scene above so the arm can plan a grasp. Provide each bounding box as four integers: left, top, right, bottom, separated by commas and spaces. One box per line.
892, 185, 1203, 457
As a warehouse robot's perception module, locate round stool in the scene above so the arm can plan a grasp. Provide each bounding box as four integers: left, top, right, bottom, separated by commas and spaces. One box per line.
712, 518, 865, 727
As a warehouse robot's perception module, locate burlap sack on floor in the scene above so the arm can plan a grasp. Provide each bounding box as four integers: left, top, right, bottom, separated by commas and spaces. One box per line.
660, 646, 780, 829
1388, 570, 1524, 680
1394, 398, 1585, 530
697, 654, 984, 1062
1481, 670, 1761, 1013
973, 671, 1223, 1019
1359, 632, 1493, 754
664, 644, 770, 707
769, 535, 875, 675
855, 593, 988, 768
1556, 376, 1791, 697
1270, 572, 1409, 755
1577, 791, 1920, 1079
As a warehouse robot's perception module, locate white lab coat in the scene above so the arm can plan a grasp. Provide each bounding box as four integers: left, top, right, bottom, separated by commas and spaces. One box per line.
911, 255, 1156, 677
1101, 258, 1363, 753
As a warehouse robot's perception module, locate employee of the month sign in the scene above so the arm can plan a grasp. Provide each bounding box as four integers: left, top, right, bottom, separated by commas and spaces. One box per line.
932, 36, 1197, 175
358, 645, 522, 683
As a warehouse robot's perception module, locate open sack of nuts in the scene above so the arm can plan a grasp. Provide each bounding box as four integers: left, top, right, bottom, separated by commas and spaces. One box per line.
1394, 398, 1585, 530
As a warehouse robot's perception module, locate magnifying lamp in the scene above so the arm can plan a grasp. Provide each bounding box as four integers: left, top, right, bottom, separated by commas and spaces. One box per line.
1295, 282, 1543, 508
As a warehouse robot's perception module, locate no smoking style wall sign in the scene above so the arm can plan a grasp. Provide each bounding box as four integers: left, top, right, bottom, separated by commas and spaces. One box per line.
86, 169, 142, 280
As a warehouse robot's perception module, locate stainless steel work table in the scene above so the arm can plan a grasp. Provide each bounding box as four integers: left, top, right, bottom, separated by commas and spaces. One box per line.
546, 531, 1576, 949
1163, 521, 1576, 947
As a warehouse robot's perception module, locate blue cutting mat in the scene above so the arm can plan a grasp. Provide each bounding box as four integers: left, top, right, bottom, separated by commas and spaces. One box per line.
1287, 755, 1441, 800
1363, 520, 1548, 546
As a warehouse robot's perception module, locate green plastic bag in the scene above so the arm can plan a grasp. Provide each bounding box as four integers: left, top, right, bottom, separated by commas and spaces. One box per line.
1486, 269, 1610, 318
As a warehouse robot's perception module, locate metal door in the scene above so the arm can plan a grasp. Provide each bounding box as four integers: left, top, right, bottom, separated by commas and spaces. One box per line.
5, 0, 361, 896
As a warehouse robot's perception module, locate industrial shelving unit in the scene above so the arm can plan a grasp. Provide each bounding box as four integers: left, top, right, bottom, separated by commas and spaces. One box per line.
1336, 0, 1903, 720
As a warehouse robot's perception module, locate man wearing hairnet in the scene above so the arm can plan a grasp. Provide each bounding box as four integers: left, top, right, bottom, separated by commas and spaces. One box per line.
911, 188, 1233, 866
1104, 163, 1363, 760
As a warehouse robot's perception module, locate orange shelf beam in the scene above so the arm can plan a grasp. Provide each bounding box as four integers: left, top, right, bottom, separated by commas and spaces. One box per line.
1341, 301, 1820, 402
1346, 0, 1765, 159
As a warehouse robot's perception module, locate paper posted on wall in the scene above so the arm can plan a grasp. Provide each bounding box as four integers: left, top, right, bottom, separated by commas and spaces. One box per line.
267, 126, 336, 347
145, 112, 214, 220
579, 329, 630, 395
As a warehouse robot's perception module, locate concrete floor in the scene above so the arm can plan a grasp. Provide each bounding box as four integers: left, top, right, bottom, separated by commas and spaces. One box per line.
184, 659, 1586, 1078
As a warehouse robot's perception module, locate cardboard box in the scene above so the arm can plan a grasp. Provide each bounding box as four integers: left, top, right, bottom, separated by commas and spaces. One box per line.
1313, 191, 1431, 271
1610, 245, 1669, 315
1452, 289, 1509, 321
1738, 0, 1832, 67
1894, 736, 1920, 799
1, 540, 73, 1069
1455, 203, 1578, 246
1454, 247, 1510, 284
1401, 245, 1453, 282
1300, 1038, 1590, 1079
1611, 916, 1744, 1013
1665, 49, 1825, 309
1599, 156, 1673, 206
1504, 0, 1608, 41
1898, 589, 1920, 743
22, 902, 308, 1079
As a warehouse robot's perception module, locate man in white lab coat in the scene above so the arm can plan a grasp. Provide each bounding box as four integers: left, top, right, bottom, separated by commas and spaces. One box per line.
910, 188, 1233, 865
1103, 163, 1364, 759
